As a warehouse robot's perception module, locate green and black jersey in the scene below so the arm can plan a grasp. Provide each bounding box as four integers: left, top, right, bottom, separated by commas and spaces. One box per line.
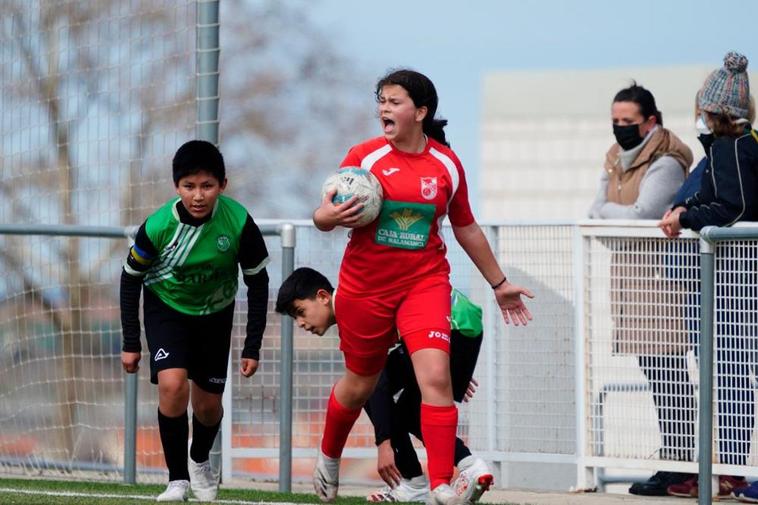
450, 288, 483, 338
120, 195, 269, 359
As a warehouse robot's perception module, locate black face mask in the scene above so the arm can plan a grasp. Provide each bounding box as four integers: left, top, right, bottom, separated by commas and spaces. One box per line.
698, 133, 715, 153
613, 123, 644, 151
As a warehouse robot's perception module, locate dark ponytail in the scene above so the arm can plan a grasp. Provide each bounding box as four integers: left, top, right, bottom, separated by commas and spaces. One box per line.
376, 69, 450, 147
613, 81, 663, 126
424, 118, 449, 147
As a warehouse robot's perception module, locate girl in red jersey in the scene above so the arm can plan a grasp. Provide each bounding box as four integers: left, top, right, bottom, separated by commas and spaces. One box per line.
312, 69, 533, 505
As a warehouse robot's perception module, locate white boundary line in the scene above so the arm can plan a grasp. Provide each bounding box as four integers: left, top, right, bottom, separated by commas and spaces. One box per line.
0, 487, 303, 504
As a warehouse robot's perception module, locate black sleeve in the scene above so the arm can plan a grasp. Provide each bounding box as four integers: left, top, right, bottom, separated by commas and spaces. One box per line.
238, 214, 269, 275
680, 137, 758, 231
364, 370, 394, 446
120, 222, 156, 353
241, 269, 268, 360
239, 214, 269, 360
120, 269, 143, 352
124, 223, 159, 275
450, 331, 483, 402
363, 346, 412, 445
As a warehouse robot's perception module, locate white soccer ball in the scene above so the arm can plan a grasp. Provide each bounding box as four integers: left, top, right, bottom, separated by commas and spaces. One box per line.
321, 166, 383, 227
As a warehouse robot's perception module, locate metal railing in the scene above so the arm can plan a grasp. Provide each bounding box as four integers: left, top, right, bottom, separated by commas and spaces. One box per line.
576, 220, 758, 497
696, 226, 758, 505
1, 220, 757, 497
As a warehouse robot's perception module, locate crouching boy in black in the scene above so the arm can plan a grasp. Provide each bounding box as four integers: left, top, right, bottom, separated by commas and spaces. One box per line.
276, 267, 494, 504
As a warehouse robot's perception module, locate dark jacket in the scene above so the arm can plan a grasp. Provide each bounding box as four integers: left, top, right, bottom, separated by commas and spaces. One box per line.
673, 157, 707, 206
679, 129, 758, 231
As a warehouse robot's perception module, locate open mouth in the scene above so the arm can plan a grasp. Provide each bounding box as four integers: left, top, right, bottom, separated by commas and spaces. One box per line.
382, 117, 395, 134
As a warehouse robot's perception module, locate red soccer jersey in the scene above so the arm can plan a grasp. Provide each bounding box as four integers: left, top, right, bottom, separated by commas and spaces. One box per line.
337, 136, 475, 296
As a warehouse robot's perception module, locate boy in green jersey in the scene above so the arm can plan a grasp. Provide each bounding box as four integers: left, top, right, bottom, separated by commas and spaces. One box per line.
120, 140, 270, 502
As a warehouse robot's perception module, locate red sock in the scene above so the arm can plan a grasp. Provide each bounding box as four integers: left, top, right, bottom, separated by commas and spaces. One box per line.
321, 388, 362, 458
421, 403, 458, 489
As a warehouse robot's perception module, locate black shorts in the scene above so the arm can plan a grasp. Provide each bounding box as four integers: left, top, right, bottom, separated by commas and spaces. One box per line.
143, 288, 234, 394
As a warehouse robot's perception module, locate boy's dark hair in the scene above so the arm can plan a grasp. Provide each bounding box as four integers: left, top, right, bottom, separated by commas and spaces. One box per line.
276, 267, 334, 316
172, 140, 226, 185
613, 81, 663, 126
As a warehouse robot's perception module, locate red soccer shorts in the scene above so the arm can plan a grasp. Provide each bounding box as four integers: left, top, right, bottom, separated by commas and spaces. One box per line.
334, 275, 452, 376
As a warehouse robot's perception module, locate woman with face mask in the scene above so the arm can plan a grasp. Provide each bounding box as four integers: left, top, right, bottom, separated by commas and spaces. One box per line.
589, 83, 693, 220
659, 52, 758, 236
659, 51, 758, 502
588, 83, 697, 497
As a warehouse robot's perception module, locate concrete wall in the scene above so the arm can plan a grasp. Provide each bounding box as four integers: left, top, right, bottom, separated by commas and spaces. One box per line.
481, 65, 758, 221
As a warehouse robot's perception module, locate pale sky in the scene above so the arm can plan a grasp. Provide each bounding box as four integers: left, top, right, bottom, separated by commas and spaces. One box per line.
311, 0, 758, 209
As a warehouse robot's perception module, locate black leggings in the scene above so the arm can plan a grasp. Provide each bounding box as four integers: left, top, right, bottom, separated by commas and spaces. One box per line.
364, 331, 483, 480
388, 385, 472, 479
638, 354, 695, 462
714, 335, 755, 466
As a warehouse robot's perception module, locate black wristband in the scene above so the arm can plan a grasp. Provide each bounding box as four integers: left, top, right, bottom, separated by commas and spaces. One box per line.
491, 276, 508, 290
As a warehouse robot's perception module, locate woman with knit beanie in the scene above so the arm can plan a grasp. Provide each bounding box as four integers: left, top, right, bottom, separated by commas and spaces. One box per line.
589, 83, 696, 497
660, 51, 758, 235
659, 51, 758, 502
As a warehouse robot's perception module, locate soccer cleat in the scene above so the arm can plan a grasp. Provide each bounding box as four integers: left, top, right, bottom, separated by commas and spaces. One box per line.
156, 480, 189, 502
188, 457, 218, 502
453, 456, 494, 504
367, 475, 430, 502
313, 450, 340, 502
721, 475, 749, 499
629, 471, 693, 496
667, 475, 698, 498
426, 483, 467, 505
733, 480, 758, 502
667, 475, 748, 499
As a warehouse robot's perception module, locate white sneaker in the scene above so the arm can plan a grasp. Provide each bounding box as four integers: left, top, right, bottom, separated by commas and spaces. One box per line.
313, 450, 340, 502
452, 456, 494, 504
426, 483, 466, 505
188, 457, 218, 502
156, 480, 189, 502
367, 475, 430, 502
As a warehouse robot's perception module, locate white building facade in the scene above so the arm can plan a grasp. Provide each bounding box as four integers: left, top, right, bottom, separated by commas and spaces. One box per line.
481, 65, 758, 221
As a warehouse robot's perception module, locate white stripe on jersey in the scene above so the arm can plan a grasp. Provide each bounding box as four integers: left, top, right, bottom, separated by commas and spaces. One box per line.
123, 261, 144, 277
143, 223, 190, 284
242, 256, 271, 276
145, 224, 203, 285
436, 214, 448, 251
429, 147, 462, 251
429, 147, 459, 202
360, 144, 392, 171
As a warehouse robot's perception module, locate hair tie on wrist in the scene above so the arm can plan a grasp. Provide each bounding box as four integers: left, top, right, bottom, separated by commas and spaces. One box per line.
491, 276, 507, 290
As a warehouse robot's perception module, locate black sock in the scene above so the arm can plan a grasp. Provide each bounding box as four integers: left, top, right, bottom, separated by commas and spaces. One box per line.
158, 409, 189, 481
454, 437, 472, 467
190, 413, 222, 463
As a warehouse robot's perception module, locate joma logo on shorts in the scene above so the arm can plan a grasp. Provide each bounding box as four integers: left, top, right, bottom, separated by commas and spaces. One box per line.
208, 377, 226, 384
427, 330, 450, 342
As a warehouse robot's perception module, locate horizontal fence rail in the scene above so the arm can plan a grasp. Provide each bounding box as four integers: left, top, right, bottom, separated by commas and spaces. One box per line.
1, 220, 758, 496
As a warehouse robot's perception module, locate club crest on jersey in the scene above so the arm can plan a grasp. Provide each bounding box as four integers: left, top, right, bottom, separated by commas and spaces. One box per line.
420, 177, 437, 200
216, 235, 230, 252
